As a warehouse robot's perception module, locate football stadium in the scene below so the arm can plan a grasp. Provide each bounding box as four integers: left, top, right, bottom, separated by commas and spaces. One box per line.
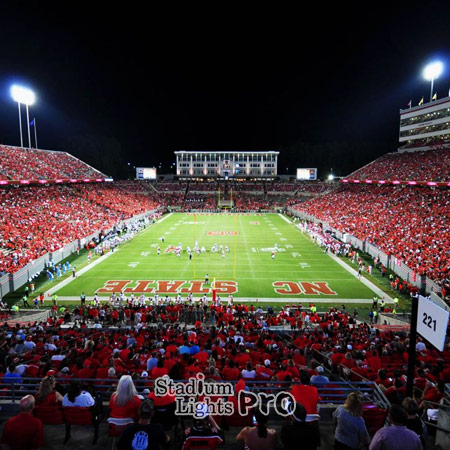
1, 8, 450, 450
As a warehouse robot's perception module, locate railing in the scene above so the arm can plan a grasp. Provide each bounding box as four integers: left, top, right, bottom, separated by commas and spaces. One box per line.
0, 377, 385, 407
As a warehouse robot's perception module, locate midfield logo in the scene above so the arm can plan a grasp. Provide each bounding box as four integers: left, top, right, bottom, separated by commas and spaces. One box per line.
97, 280, 238, 294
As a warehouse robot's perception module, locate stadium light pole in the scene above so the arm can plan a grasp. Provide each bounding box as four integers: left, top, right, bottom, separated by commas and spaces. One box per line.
11, 85, 36, 148
423, 61, 443, 102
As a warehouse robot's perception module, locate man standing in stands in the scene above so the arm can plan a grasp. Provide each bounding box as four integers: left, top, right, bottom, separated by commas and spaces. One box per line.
369, 404, 422, 450
0, 395, 44, 450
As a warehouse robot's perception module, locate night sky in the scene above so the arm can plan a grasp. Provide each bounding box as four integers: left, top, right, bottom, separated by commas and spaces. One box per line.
1, 2, 450, 178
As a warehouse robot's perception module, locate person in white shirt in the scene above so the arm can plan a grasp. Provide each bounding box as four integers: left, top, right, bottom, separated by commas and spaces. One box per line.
62, 382, 95, 408
241, 362, 256, 381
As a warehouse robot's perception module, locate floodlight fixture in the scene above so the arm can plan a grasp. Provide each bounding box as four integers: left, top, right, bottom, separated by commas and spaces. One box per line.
423, 61, 443, 81
11, 85, 36, 105
423, 61, 443, 102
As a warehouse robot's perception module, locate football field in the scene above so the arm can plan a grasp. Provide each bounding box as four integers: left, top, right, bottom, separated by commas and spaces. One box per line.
56, 213, 376, 301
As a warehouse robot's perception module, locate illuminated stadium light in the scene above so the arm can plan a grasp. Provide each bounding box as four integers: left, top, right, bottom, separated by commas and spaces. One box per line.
365, 179, 373, 183
11, 85, 36, 148
392, 180, 401, 184
427, 181, 437, 186
423, 61, 443, 102
408, 181, 417, 185
378, 180, 386, 184
11, 85, 35, 105
328, 174, 334, 181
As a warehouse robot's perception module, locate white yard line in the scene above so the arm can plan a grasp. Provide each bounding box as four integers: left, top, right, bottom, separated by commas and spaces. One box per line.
278, 213, 294, 225
326, 252, 394, 303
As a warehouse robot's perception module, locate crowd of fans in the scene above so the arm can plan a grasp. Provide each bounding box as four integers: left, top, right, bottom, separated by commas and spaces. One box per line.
347, 147, 450, 182
0, 145, 104, 180
292, 184, 450, 285
0, 183, 160, 275
0, 300, 448, 448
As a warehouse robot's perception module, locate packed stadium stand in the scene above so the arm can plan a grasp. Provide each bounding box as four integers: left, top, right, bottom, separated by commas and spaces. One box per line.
346, 148, 450, 182
290, 184, 450, 286
0, 145, 105, 180
0, 183, 159, 275
0, 304, 448, 448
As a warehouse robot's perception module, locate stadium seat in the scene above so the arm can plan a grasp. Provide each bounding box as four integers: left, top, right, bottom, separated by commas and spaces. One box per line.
34, 406, 64, 425
362, 405, 388, 434
62, 406, 100, 445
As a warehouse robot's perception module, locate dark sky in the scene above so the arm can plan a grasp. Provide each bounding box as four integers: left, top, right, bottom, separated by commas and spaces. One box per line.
1, 2, 450, 178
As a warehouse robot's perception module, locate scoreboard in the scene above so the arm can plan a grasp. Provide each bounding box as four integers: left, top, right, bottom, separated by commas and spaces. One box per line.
296, 168, 317, 180
136, 167, 157, 180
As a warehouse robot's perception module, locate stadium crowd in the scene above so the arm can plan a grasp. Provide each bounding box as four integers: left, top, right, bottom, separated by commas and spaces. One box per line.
292, 184, 450, 286
0, 145, 103, 180
0, 184, 160, 275
0, 300, 448, 448
347, 148, 450, 182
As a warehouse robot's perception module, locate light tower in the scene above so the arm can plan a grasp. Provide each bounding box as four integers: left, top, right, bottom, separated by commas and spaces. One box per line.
11, 85, 36, 148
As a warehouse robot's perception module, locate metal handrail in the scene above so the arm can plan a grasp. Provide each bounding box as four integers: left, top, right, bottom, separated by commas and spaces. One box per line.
0, 377, 383, 404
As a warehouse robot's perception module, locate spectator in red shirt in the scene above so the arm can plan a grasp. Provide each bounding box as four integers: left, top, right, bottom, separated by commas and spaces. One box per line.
151, 358, 169, 379
290, 370, 320, 418
34, 375, 63, 406
0, 395, 44, 450
222, 360, 240, 381
109, 375, 142, 422
419, 380, 445, 410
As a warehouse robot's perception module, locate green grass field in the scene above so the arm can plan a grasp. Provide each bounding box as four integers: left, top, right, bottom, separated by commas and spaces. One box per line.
55, 213, 376, 301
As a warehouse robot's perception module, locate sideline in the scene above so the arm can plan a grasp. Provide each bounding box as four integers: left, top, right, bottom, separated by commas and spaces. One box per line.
326, 252, 394, 304
284, 213, 394, 304
278, 213, 294, 225
54, 296, 378, 304
47, 213, 173, 298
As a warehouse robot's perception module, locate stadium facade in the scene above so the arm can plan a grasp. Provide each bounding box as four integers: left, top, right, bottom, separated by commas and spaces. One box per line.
399, 96, 450, 151
175, 150, 279, 178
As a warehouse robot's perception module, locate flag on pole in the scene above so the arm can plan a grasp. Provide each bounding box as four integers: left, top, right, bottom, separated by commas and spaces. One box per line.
407, 100, 412, 108
432, 92, 437, 101
418, 97, 424, 105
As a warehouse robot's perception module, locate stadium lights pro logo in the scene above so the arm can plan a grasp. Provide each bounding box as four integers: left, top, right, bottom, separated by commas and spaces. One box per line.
154, 373, 295, 418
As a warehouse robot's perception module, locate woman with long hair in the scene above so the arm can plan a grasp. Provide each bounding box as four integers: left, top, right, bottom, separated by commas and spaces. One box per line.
236, 409, 277, 450
333, 392, 370, 449
35, 375, 63, 406
109, 375, 141, 421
